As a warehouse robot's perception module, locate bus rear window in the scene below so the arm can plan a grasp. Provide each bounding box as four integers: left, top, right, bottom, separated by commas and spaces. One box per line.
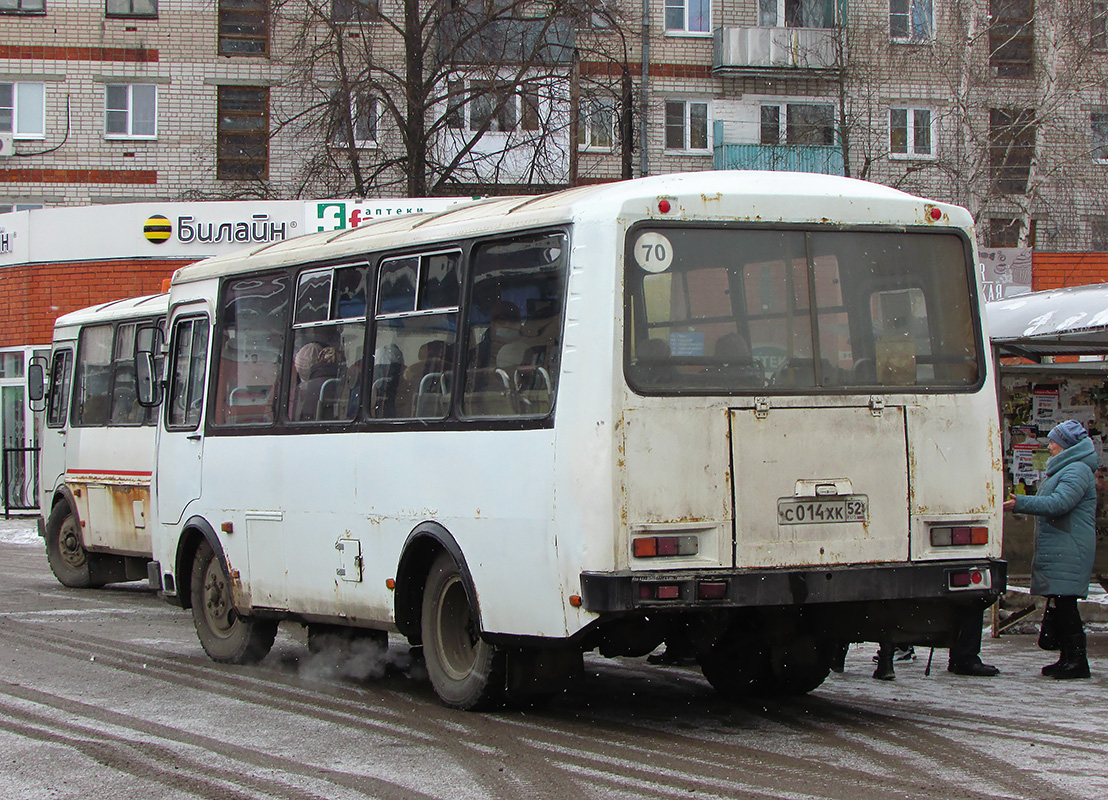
626, 226, 981, 394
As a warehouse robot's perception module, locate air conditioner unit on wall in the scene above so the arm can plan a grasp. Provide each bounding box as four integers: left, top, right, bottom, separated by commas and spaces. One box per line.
0, 134, 13, 158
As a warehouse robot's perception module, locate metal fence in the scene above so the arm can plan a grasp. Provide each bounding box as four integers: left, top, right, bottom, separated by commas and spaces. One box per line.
3, 445, 39, 518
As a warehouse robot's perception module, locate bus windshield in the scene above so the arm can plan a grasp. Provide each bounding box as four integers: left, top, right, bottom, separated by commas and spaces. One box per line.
626, 226, 981, 393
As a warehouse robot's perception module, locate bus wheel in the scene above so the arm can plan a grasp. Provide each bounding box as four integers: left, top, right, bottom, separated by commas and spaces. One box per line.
44, 503, 100, 589
764, 637, 832, 696
190, 539, 277, 664
421, 552, 505, 710
697, 631, 768, 699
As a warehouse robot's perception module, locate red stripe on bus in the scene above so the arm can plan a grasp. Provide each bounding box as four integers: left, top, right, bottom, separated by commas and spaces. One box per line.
65, 469, 152, 478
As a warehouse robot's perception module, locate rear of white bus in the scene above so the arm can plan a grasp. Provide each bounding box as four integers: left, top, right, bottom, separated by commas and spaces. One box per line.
578, 188, 1004, 695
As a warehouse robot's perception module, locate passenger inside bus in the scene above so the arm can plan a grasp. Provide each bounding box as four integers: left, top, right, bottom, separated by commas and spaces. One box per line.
712, 332, 764, 388
291, 341, 342, 421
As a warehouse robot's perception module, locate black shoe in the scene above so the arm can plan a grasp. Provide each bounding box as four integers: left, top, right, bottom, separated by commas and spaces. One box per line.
947, 659, 999, 677
894, 646, 916, 662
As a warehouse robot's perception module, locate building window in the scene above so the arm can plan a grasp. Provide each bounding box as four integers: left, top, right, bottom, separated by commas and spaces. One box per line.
1094, 112, 1108, 162
0, 82, 45, 139
332, 0, 377, 21
333, 92, 379, 147
988, 218, 1035, 248
760, 102, 835, 145
447, 80, 540, 134
665, 100, 710, 152
219, 0, 268, 56
759, 0, 834, 28
989, 0, 1033, 78
105, 0, 156, 17
217, 86, 268, 180
665, 0, 710, 33
105, 84, 157, 138
890, 107, 933, 157
0, 0, 45, 13
578, 95, 615, 151
989, 108, 1035, 194
1094, 3, 1108, 50
890, 0, 932, 41
1090, 218, 1108, 251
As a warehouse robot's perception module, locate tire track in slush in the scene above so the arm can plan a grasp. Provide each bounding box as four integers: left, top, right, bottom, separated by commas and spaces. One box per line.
0, 616, 589, 800
0, 613, 1085, 800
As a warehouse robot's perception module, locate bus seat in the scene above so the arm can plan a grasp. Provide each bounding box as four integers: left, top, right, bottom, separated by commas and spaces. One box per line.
315, 378, 342, 420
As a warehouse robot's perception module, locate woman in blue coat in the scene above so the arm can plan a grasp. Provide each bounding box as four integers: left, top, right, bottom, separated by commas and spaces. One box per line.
1004, 419, 1097, 679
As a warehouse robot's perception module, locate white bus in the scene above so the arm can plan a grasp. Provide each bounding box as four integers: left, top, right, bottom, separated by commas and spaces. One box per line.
31, 293, 167, 587
139, 172, 1005, 708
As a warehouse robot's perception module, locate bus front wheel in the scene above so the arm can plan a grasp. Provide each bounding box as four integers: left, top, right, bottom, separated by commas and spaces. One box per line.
190, 539, 277, 664
44, 503, 101, 589
421, 552, 505, 710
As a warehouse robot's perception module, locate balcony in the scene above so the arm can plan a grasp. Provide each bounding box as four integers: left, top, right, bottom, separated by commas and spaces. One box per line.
713, 124, 845, 175
713, 26, 839, 74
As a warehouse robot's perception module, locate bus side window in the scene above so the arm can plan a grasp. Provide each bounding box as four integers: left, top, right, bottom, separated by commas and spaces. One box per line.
370, 252, 460, 421
461, 232, 567, 419
73, 324, 114, 427
45, 349, 73, 429
167, 318, 210, 430
287, 265, 367, 424
212, 274, 290, 427
109, 322, 144, 426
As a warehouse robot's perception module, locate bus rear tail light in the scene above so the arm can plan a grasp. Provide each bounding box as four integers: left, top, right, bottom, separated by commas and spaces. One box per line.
930, 526, 988, 547
948, 568, 990, 590
639, 583, 682, 601
633, 535, 698, 558
697, 581, 728, 600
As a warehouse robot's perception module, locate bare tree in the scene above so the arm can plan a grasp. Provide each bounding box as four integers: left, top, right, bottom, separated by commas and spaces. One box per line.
270, 0, 632, 198
832, 0, 1108, 251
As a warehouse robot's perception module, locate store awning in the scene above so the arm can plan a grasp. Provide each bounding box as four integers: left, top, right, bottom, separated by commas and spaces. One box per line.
987, 283, 1108, 358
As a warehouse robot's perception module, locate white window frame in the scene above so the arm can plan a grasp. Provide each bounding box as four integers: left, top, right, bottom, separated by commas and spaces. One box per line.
333, 92, 380, 148
759, 100, 837, 146
104, 83, 158, 139
759, 0, 836, 28
445, 78, 541, 136
578, 94, 616, 151
889, 0, 933, 42
664, 0, 711, 35
0, 82, 45, 140
664, 99, 711, 153
1092, 111, 1108, 163
889, 106, 935, 159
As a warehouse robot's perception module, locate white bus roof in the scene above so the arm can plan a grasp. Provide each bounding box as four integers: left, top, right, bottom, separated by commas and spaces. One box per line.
171, 171, 971, 286
53, 293, 169, 330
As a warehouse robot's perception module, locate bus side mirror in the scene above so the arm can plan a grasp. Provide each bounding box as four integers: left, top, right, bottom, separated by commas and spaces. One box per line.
136, 351, 162, 407
135, 323, 164, 408
27, 357, 47, 411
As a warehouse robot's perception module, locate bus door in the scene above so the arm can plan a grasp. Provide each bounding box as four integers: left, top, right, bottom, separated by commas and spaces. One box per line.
40, 343, 74, 511
158, 311, 210, 527
730, 402, 909, 568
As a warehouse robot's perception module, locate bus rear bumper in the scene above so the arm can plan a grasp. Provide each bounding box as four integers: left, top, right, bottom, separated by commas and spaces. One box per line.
579, 559, 1007, 613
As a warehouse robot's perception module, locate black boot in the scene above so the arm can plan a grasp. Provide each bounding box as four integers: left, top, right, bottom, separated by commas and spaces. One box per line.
872, 649, 895, 681
1042, 639, 1068, 677
1052, 633, 1091, 680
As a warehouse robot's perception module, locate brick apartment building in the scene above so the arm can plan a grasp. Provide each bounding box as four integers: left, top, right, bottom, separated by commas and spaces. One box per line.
2, 0, 1108, 255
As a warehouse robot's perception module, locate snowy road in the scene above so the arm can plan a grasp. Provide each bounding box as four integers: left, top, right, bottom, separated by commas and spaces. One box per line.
0, 526, 1105, 800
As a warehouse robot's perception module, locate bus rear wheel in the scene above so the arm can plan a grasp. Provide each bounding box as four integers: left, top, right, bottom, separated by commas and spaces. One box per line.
44, 503, 102, 589
190, 539, 277, 664
421, 552, 505, 710
698, 632, 769, 699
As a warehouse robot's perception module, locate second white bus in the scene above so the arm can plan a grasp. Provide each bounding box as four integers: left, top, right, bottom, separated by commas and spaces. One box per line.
33, 293, 167, 587
139, 172, 1005, 708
